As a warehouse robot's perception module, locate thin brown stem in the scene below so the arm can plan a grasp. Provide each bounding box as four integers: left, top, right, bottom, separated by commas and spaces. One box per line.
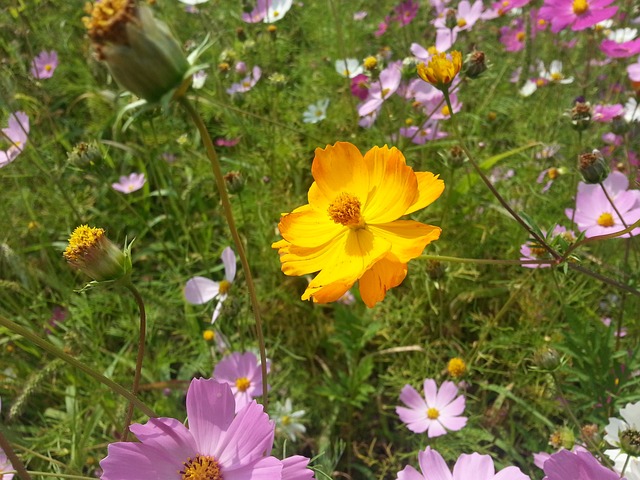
0, 428, 31, 480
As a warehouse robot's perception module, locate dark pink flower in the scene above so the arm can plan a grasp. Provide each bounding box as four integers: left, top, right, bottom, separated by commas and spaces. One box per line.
539, 0, 618, 34
394, 0, 419, 26
600, 29, 640, 58
500, 19, 527, 52
593, 103, 623, 122
543, 448, 620, 480
350, 74, 370, 100
215, 137, 241, 147
374, 16, 390, 37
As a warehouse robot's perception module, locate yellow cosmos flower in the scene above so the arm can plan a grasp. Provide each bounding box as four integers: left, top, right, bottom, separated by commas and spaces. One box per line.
272, 142, 444, 307
417, 51, 462, 91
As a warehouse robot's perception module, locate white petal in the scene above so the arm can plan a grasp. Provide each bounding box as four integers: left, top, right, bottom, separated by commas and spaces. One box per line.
221, 247, 237, 282
184, 277, 220, 304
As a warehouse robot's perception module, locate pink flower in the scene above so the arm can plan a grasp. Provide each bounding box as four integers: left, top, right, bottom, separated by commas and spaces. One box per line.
31, 50, 58, 79
542, 448, 620, 480
353, 10, 367, 20
500, 19, 527, 52
213, 351, 269, 412
593, 103, 623, 122
399, 121, 447, 144
111, 173, 146, 194
215, 137, 241, 147
602, 317, 627, 337
99, 378, 314, 479
538, 0, 618, 34
629, 55, 640, 81
396, 379, 467, 437
395, 0, 419, 26
397, 446, 530, 480
350, 74, 370, 100
375, 16, 391, 37
536, 167, 565, 193
0, 111, 29, 169
566, 171, 640, 238
520, 226, 574, 268
358, 64, 401, 116
242, 0, 267, 22
227, 66, 262, 94
600, 29, 640, 58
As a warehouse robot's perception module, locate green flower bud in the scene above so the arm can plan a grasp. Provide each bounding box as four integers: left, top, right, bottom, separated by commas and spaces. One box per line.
463, 50, 488, 79
83, 0, 189, 103
579, 149, 609, 184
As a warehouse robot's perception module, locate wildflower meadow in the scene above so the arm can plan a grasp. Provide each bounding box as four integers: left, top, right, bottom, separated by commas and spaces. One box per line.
2, 0, 640, 478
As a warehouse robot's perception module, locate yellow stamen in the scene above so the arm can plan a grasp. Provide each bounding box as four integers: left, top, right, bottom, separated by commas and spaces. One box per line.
381, 87, 390, 98
551, 72, 563, 81
328, 192, 365, 227
441, 105, 451, 116
447, 357, 467, 378
45, 64, 52, 72
364, 56, 377, 70
573, 0, 588, 15
63, 225, 105, 263
547, 168, 559, 180
179, 455, 222, 480
457, 18, 467, 28
516, 32, 525, 42
427, 407, 440, 419
219, 279, 231, 295
202, 330, 215, 341
83, 0, 136, 45
281, 415, 291, 426
597, 212, 614, 227
235, 377, 251, 392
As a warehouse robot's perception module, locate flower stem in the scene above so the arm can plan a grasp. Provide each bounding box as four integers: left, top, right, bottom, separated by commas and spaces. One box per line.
121, 284, 147, 441
179, 96, 269, 410
420, 253, 555, 266
0, 315, 156, 418
0, 428, 31, 480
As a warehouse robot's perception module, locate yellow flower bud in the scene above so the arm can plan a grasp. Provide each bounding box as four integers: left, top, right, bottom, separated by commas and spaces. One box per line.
417, 51, 462, 91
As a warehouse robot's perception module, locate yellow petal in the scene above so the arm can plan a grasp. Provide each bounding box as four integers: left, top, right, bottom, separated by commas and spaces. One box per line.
302, 279, 355, 304
277, 230, 349, 276
367, 220, 441, 263
362, 146, 419, 224
311, 142, 369, 206
277, 206, 346, 248
404, 172, 445, 215
359, 257, 408, 307
302, 228, 391, 300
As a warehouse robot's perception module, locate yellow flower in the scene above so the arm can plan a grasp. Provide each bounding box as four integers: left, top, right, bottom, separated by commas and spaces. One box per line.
272, 142, 444, 307
417, 51, 462, 91
447, 357, 467, 378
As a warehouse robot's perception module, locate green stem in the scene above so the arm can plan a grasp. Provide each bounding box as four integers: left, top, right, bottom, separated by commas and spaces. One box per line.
562, 218, 640, 259
0, 315, 156, 418
27, 473, 96, 480
179, 96, 269, 411
121, 284, 147, 441
420, 254, 556, 266
0, 427, 31, 480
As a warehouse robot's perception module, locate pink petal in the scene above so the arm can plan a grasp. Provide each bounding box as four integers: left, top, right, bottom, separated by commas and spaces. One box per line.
437, 414, 467, 432
423, 379, 438, 406
184, 276, 220, 304
129, 417, 196, 459
418, 447, 453, 480
427, 420, 447, 437
439, 395, 466, 417
100, 442, 181, 479
281, 455, 314, 480
397, 465, 426, 480
493, 466, 531, 480
396, 406, 429, 433
399, 384, 427, 409
225, 456, 283, 479
221, 246, 237, 282
452, 453, 495, 480
434, 381, 459, 408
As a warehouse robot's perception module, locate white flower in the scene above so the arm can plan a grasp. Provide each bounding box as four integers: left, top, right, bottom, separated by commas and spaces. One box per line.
302, 98, 329, 124
272, 399, 306, 442
607, 28, 638, 43
184, 247, 237, 323
192, 70, 207, 89
605, 449, 640, 480
543, 60, 574, 84
264, 0, 293, 23
605, 401, 640, 447
624, 97, 640, 122
519, 79, 539, 96
178, 0, 208, 4
335, 58, 363, 78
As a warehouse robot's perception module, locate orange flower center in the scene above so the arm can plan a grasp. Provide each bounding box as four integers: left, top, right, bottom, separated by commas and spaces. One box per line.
328, 192, 365, 227
219, 279, 231, 295
63, 225, 105, 263
427, 407, 440, 419
597, 212, 614, 227
235, 377, 251, 392
573, 0, 588, 14
529, 245, 547, 258
457, 18, 467, 28
45, 64, 52, 72
548, 168, 559, 179
441, 105, 451, 116
516, 32, 525, 42
180, 455, 222, 480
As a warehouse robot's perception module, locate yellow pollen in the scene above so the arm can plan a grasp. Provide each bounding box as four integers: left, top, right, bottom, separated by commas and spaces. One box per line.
63, 225, 105, 263
441, 105, 451, 116
551, 72, 563, 81
573, 0, 588, 14
597, 212, 615, 227
447, 357, 467, 378
342, 69, 350, 76
45, 64, 52, 71
538, 19, 547, 26
548, 168, 559, 179
529, 243, 547, 258
427, 407, 440, 419
419, 129, 428, 136
242, 81, 251, 87
457, 18, 467, 28
536, 78, 546, 87
364, 56, 377, 70
180, 455, 223, 480
203, 330, 215, 341
405, 118, 414, 125
381, 87, 390, 98
219, 279, 231, 295
516, 32, 525, 42
235, 377, 251, 392
502, 0, 509, 6
328, 192, 364, 227
273, 10, 280, 16
281, 415, 291, 426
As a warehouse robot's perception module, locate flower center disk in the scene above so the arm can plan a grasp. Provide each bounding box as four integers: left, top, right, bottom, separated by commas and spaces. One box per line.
327, 192, 365, 227
180, 455, 223, 480
235, 377, 251, 392
427, 407, 440, 419
597, 212, 614, 227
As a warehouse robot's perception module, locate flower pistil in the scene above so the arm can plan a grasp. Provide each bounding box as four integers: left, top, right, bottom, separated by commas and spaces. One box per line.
328, 192, 365, 227
180, 455, 223, 480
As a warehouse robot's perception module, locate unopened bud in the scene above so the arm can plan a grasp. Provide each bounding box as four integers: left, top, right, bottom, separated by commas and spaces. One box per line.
579, 149, 609, 184
224, 171, 244, 194
569, 100, 592, 131
426, 259, 446, 279
534, 347, 561, 370
236, 27, 246, 41
464, 50, 487, 79
445, 9, 457, 29
68, 141, 101, 166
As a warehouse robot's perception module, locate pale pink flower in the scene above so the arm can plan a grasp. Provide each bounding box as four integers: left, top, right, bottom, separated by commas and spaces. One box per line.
227, 66, 262, 94
111, 173, 146, 194
543, 448, 620, 480
353, 11, 368, 21
628, 55, 640, 81
399, 121, 447, 144
0, 111, 29, 168
358, 64, 401, 116
213, 351, 269, 412
31, 50, 58, 79
396, 379, 467, 437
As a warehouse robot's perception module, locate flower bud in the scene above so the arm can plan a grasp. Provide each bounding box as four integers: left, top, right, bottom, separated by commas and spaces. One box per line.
223, 171, 245, 194
67, 141, 101, 166
568, 99, 592, 131
549, 427, 575, 450
83, 0, 190, 103
445, 9, 458, 29
533, 347, 561, 370
579, 149, 609, 184
463, 50, 487, 79
63, 225, 131, 282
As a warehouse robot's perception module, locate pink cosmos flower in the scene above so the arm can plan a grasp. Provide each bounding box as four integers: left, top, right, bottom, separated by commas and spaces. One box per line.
593, 103, 623, 122
396, 379, 467, 437
396, 446, 530, 480
542, 448, 620, 480
565, 171, 640, 238
539, 0, 618, 34
227, 66, 262, 94
602, 317, 627, 337
433, 0, 483, 49
629, 56, 640, 81
31, 50, 58, 79
242, 0, 268, 22
520, 226, 574, 268
395, 0, 419, 26
600, 28, 640, 58
536, 167, 566, 193
358, 64, 401, 116
184, 247, 237, 323
375, 16, 391, 37
215, 137, 241, 147
99, 378, 314, 479
111, 173, 146, 194
213, 351, 269, 412
422, 91, 462, 120
350, 74, 370, 100
353, 11, 368, 21
399, 121, 448, 144
500, 19, 527, 52
0, 111, 29, 169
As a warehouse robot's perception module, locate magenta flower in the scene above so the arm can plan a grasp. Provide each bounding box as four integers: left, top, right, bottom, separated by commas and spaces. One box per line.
538, 0, 618, 34
566, 171, 640, 238
593, 103, 623, 122
500, 19, 527, 52
396, 379, 467, 437
394, 0, 419, 26
227, 66, 262, 94
213, 351, 269, 413
350, 74, 370, 100
374, 16, 391, 37
600, 29, 640, 58
542, 449, 620, 480
31, 50, 58, 80
358, 64, 401, 116
396, 446, 530, 480
185, 247, 237, 323
111, 173, 146, 194
99, 378, 314, 479
215, 137, 241, 147
0, 111, 29, 169
399, 121, 447, 144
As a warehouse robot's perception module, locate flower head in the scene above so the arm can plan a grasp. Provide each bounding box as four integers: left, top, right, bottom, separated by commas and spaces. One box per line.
0, 111, 29, 169
538, 0, 618, 34
335, 58, 364, 78
83, 0, 189, 102
417, 51, 462, 91
31, 50, 58, 79
272, 399, 306, 442
99, 378, 313, 479
227, 66, 262, 94
63, 225, 131, 282
0, 447, 13, 480
303, 99, 330, 124
396, 379, 467, 437
272, 142, 444, 307
605, 401, 640, 454
397, 446, 530, 480
447, 357, 467, 378
264, 0, 293, 23
111, 172, 146, 193
213, 351, 269, 413
184, 247, 237, 323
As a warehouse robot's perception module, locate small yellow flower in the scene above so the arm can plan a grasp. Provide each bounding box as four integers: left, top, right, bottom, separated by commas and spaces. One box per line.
417, 51, 462, 91
363, 56, 378, 70
202, 330, 215, 341
447, 357, 467, 378
273, 142, 444, 307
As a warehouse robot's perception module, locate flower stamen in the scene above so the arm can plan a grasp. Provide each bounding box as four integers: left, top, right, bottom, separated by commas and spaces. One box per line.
235, 377, 251, 392
597, 212, 614, 227
327, 192, 365, 227
427, 407, 440, 419
180, 455, 223, 480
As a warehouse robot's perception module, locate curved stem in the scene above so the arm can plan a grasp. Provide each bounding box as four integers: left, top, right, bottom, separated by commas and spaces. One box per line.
420, 253, 556, 266
0, 315, 156, 418
121, 284, 147, 441
0, 428, 31, 480
562, 218, 640, 259
179, 96, 269, 411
